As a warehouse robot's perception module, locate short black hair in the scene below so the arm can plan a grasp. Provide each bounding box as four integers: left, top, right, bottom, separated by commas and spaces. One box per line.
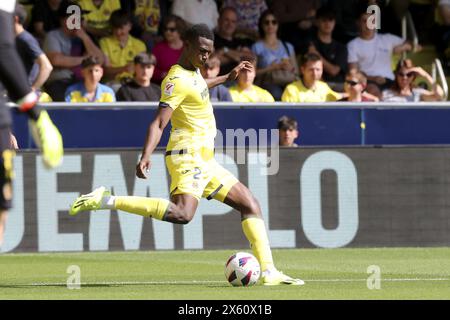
14, 4, 27, 25
110, 9, 132, 29
183, 24, 214, 43
316, 5, 336, 21
57, 0, 81, 19
278, 116, 298, 131
81, 56, 102, 69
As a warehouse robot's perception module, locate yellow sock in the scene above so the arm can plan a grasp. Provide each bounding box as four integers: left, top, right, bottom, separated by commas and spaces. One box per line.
114, 197, 170, 220
241, 217, 275, 272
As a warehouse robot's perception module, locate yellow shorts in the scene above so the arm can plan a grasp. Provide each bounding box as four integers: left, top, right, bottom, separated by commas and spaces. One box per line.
165, 148, 239, 202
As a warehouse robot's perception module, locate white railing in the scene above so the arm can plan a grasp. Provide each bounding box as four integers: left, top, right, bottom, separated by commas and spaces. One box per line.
432, 58, 449, 101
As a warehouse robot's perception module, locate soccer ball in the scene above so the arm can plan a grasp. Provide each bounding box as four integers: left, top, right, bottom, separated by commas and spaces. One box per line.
224, 252, 261, 286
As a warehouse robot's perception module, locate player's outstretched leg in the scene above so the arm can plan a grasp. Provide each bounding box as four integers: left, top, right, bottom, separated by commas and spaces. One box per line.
69, 186, 198, 224
223, 182, 304, 286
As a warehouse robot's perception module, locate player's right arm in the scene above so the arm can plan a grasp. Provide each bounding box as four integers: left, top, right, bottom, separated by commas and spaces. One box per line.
136, 105, 173, 179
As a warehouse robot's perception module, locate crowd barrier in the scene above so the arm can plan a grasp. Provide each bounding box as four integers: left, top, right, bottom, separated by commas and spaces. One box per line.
10, 102, 450, 148
2, 146, 449, 253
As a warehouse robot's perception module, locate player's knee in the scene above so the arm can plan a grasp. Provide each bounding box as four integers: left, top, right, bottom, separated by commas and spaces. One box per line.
240, 194, 261, 216
170, 206, 194, 224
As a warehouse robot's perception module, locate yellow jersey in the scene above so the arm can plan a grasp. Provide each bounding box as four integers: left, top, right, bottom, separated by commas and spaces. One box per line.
99, 35, 147, 80
135, 0, 160, 34
160, 64, 216, 152
229, 84, 275, 103
281, 79, 341, 103
78, 0, 121, 30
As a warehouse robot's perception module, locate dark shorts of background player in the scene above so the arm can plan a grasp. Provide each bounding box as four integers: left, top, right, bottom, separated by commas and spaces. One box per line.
0, 126, 13, 210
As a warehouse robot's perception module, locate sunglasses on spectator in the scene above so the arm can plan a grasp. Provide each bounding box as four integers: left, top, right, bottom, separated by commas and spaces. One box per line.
264, 19, 278, 26
345, 80, 359, 86
165, 27, 177, 32
397, 72, 414, 78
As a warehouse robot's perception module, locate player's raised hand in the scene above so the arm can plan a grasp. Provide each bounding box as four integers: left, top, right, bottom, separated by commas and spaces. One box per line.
136, 158, 151, 179
227, 61, 253, 82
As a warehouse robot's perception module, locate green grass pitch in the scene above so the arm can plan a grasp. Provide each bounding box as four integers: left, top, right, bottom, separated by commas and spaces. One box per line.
0, 248, 449, 300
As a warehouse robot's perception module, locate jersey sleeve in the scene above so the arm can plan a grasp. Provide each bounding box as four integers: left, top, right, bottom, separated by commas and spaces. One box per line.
159, 75, 186, 110
281, 84, 299, 102
326, 85, 341, 101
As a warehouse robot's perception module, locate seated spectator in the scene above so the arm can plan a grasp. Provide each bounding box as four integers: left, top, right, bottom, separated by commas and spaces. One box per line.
116, 53, 161, 101
65, 56, 115, 102
152, 15, 187, 84
308, 6, 348, 92
200, 54, 233, 102
134, 0, 162, 50
433, 0, 450, 72
79, 0, 121, 39
214, 6, 254, 76
382, 59, 444, 102
171, 0, 219, 30
282, 53, 341, 102
277, 115, 299, 147
30, 0, 62, 44
339, 69, 378, 102
14, 4, 53, 91
229, 56, 275, 102
327, 0, 362, 44
221, 0, 268, 41
347, 9, 417, 97
270, 0, 321, 53
252, 10, 299, 101
100, 9, 147, 84
44, 0, 105, 101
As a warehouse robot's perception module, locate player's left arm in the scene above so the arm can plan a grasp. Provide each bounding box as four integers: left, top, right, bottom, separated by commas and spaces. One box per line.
205, 61, 253, 89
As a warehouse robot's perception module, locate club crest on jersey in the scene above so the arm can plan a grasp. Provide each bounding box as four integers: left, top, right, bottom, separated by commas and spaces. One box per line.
164, 82, 175, 96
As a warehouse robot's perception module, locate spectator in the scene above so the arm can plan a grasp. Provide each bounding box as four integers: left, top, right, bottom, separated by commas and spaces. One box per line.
382, 59, 444, 102
14, 4, 53, 91
229, 56, 274, 102
116, 52, 161, 101
347, 10, 417, 97
270, 0, 321, 53
307, 6, 348, 92
277, 115, 299, 147
221, 0, 268, 41
44, 0, 105, 101
200, 53, 233, 102
134, 0, 162, 50
339, 69, 378, 102
100, 9, 147, 85
30, 0, 62, 44
65, 56, 115, 102
281, 53, 341, 102
327, 0, 362, 44
171, 0, 219, 30
78, 0, 122, 39
252, 10, 299, 101
152, 15, 186, 84
433, 0, 450, 72
214, 6, 254, 75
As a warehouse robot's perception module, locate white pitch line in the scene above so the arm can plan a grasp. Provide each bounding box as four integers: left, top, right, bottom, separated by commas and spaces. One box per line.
19, 278, 449, 287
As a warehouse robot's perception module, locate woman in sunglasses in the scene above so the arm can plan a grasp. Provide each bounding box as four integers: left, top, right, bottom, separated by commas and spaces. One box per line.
152, 15, 187, 84
382, 59, 444, 102
251, 10, 298, 100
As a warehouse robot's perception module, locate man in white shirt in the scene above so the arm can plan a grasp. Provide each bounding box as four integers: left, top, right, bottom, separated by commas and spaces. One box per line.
171, 0, 219, 31
347, 10, 416, 97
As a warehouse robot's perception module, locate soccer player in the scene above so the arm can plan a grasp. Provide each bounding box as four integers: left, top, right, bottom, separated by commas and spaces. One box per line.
0, 0, 64, 248
69, 24, 304, 286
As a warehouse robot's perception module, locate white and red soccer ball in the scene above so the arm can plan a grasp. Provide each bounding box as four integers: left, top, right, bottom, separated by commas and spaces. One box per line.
224, 252, 261, 286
